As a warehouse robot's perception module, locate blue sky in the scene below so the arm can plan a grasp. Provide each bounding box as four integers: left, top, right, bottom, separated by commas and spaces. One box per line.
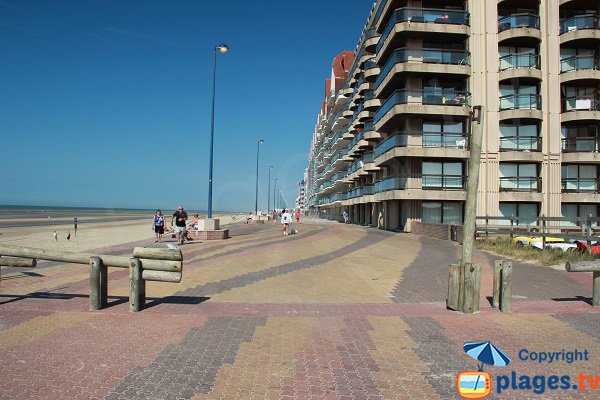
0, 0, 373, 212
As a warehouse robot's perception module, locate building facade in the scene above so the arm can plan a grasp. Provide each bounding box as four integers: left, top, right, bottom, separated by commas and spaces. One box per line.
305, 0, 600, 231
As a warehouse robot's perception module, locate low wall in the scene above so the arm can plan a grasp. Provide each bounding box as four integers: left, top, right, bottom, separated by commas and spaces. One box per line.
411, 221, 464, 242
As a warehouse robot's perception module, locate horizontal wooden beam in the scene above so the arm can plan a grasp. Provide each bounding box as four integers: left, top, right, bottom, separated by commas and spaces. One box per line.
133, 247, 182, 261
566, 261, 600, 272
0, 256, 37, 267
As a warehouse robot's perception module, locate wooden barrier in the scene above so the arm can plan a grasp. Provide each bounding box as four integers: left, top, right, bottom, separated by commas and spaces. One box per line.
447, 263, 481, 313
565, 260, 600, 306
0, 244, 183, 312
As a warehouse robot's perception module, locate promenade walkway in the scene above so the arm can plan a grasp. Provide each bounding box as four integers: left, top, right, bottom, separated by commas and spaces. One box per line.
1, 220, 599, 399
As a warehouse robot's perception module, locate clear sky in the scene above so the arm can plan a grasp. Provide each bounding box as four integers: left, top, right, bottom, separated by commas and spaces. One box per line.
0, 0, 374, 212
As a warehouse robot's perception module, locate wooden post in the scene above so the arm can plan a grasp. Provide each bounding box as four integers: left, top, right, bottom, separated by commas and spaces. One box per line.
541, 215, 546, 248
510, 215, 514, 241
594, 271, 600, 307
447, 264, 460, 310
485, 215, 489, 239
500, 260, 512, 313
100, 257, 108, 308
89, 256, 102, 311
129, 258, 143, 312
458, 105, 484, 313
587, 214, 593, 254
492, 260, 502, 308
462, 263, 481, 314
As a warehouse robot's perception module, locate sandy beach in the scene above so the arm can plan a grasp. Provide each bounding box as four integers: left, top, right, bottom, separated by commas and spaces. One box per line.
0, 209, 242, 252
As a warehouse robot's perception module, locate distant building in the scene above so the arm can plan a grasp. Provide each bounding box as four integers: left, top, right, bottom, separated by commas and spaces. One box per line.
305, 0, 600, 232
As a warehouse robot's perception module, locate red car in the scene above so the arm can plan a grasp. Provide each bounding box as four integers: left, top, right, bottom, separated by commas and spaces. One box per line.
576, 241, 600, 255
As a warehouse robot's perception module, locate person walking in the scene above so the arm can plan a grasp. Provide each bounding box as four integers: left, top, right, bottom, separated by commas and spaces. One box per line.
152, 209, 165, 243
295, 209, 301, 223
281, 208, 292, 236
67, 231, 71, 241
171, 206, 188, 245
272, 209, 277, 224
53, 231, 58, 241
343, 209, 349, 224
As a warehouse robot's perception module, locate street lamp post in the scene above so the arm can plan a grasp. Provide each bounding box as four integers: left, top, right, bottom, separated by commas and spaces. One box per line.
267, 166, 273, 213
254, 139, 264, 215
274, 179, 278, 211
207, 43, 229, 220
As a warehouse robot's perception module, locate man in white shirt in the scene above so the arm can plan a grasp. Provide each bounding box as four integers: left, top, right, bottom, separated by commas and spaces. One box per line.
281, 208, 292, 236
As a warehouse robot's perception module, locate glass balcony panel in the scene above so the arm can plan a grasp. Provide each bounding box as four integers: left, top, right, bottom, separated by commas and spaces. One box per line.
562, 96, 599, 112
499, 177, 540, 192
560, 55, 599, 73
499, 94, 541, 111
560, 15, 600, 34
562, 137, 599, 152
499, 54, 540, 71
498, 14, 540, 32
499, 136, 541, 151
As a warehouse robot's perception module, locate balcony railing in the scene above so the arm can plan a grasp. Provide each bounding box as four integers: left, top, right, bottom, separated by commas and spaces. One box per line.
374, 131, 469, 157
376, 89, 470, 123
363, 120, 375, 132
499, 94, 541, 111
422, 174, 466, 190
560, 15, 600, 34
376, 48, 470, 88
498, 13, 540, 32
347, 185, 374, 199
378, 8, 470, 53
499, 177, 541, 192
560, 55, 600, 73
374, 174, 466, 192
562, 178, 600, 193
499, 136, 542, 152
499, 54, 540, 71
562, 136, 600, 152
562, 96, 600, 112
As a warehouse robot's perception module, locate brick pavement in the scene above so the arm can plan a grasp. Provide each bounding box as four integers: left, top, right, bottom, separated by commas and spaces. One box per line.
1, 220, 600, 399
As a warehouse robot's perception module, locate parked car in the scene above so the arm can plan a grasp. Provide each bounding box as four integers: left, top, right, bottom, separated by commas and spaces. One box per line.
512, 236, 564, 246
531, 241, 576, 251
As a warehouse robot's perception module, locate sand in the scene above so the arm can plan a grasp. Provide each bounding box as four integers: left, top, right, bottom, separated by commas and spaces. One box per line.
0, 212, 242, 252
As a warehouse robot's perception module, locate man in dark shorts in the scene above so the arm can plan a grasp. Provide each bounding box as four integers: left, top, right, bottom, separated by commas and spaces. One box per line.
171, 206, 188, 245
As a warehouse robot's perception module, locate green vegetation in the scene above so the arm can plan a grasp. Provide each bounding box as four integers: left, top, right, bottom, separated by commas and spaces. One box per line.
475, 238, 598, 266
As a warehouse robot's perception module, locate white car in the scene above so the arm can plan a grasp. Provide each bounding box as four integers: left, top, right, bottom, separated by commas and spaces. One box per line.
531, 241, 577, 251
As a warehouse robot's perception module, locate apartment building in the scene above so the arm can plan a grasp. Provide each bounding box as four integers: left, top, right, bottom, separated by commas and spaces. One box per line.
304, 0, 600, 232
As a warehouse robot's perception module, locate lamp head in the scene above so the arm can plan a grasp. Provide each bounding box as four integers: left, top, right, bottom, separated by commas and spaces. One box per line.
259, 139, 264, 144
216, 44, 229, 53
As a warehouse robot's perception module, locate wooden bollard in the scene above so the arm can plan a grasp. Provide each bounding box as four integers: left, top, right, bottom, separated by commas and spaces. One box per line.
447, 264, 460, 310
500, 260, 512, 313
492, 260, 502, 308
129, 258, 143, 312
89, 257, 103, 311
462, 263, 481, 314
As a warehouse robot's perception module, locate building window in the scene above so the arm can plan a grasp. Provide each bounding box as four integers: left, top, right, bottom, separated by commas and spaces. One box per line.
499, 163, 539, 191
562, 203, 599, 228
422, 201, 463, 224
561, 164, 599, 192
422, 121, 466, 148
422, 161, 464, 189
499, 123, 540, 151
499, 202, 539, 226
561, 125, 599, 152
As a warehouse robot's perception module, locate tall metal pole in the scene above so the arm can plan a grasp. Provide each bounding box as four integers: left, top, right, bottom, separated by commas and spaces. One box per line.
267, 166, 273, 213
207, 48, 217, 219
274, 179, 278, 211
207, 44, 228, 219
254, 139, 264, 215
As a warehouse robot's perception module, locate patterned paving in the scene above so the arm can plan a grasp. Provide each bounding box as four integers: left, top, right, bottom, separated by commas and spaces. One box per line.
1, 220, 600, 399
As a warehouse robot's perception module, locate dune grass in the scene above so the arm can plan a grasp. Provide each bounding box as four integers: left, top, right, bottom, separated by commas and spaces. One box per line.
475, 238, 598, 266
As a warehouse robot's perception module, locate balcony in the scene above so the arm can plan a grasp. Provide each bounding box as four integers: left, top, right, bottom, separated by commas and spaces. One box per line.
376, 48, 470, 95
499, 136, 542, 152
374, 131, 469, 164
375, 89, 471, 129
364, 59, 380, 82
499, 54, 542, 81
561, 95, 600, 122
562, 136, 600, 152
499, 176, 541, 192
560, 14, 600, 44
562, 178, 600, 193
499, 94, 542, 120
374, 174, 466, 191
560, 55, 600, 83
377, 8, 470, 57
497, 13, 541, 43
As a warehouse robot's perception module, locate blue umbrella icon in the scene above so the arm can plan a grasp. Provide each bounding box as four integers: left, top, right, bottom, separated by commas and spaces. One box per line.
463, 341, 511, 371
